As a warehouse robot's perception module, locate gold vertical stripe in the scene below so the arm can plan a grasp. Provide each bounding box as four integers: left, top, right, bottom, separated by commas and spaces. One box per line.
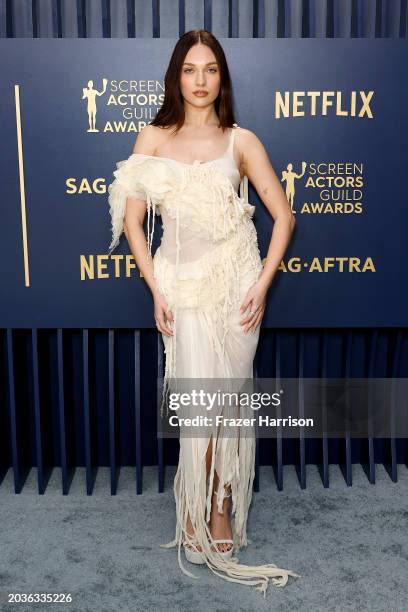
14, 84, 30, 287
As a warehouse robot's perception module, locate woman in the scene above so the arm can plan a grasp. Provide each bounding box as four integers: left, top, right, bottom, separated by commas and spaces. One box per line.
107, 29, 299, 596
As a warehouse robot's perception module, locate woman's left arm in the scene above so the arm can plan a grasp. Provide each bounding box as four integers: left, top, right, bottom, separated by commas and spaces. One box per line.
237, 129, 296, 332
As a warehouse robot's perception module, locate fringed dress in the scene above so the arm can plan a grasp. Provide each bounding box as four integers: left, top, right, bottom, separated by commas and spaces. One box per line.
107, 125, 300, 596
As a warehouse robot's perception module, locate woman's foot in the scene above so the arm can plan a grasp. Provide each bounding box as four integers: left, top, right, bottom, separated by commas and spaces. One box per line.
209, 487, 233, 553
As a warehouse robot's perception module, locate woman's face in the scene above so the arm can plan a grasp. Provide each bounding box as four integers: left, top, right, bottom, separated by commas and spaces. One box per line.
179, 43, 221, 108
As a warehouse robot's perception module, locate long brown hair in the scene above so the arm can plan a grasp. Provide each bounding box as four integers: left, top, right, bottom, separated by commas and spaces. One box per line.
150, 29, 237, 134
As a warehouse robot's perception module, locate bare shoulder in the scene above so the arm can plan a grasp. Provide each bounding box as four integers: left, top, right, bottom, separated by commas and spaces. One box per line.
132, 124, 164, 155
235, 126, 266, 155
235, 126, 267, 175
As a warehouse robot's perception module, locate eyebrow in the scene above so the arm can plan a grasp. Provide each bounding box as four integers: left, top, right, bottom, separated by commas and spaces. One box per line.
182, 61, 218, 66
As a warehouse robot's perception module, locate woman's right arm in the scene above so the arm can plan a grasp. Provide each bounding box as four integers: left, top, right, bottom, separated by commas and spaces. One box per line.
123, 126, 174, 336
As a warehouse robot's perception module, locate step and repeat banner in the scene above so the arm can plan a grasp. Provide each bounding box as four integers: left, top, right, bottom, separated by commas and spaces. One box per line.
0, 39, 407, 328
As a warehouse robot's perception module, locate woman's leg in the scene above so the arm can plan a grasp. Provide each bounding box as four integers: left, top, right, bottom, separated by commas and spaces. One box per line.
208, 465, 233, 552
185, 437, 233, 553
184, 435, 214, 551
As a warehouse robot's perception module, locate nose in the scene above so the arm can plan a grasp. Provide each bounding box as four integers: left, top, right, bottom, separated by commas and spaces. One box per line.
195, 70, 206, 86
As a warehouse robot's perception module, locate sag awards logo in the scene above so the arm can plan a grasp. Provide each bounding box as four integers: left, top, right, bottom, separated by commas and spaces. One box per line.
281, 162, 306, 214
81, 77, 164, 133
277, 159, 373, 274
281, 161, 363, 215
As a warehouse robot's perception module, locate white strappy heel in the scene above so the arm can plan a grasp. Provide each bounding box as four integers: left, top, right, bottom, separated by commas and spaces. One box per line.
183, 536, 206, 564
210, 489, 234, 560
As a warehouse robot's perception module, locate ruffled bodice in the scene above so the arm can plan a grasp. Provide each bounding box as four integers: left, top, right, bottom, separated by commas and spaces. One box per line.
108, 153, 256, 257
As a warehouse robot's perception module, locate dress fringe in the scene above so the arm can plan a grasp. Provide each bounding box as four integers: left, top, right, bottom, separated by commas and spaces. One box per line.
159, 432, 301, 597
151, 163, 299, 594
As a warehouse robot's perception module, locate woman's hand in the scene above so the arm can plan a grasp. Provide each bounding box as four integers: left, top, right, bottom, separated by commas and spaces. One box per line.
239, 280, 268, 333
153, 290, 174, 336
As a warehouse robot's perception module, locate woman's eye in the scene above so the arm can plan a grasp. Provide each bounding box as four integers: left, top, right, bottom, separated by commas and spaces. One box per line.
183, 68, 218, 73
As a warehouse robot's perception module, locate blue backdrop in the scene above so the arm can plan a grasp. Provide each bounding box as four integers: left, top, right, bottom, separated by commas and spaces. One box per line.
1, 1, 407, 491
1, 38, 407, 328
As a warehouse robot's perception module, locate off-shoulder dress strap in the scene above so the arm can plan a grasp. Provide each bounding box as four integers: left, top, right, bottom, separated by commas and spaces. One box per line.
232, 124, 249, 203
226, 123, 239, 159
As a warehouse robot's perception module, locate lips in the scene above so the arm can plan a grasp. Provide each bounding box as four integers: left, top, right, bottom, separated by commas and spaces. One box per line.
193, 91, 208, 96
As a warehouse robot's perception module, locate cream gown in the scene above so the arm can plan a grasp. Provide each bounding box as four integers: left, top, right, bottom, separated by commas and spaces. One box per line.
107, 125, 300, 595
